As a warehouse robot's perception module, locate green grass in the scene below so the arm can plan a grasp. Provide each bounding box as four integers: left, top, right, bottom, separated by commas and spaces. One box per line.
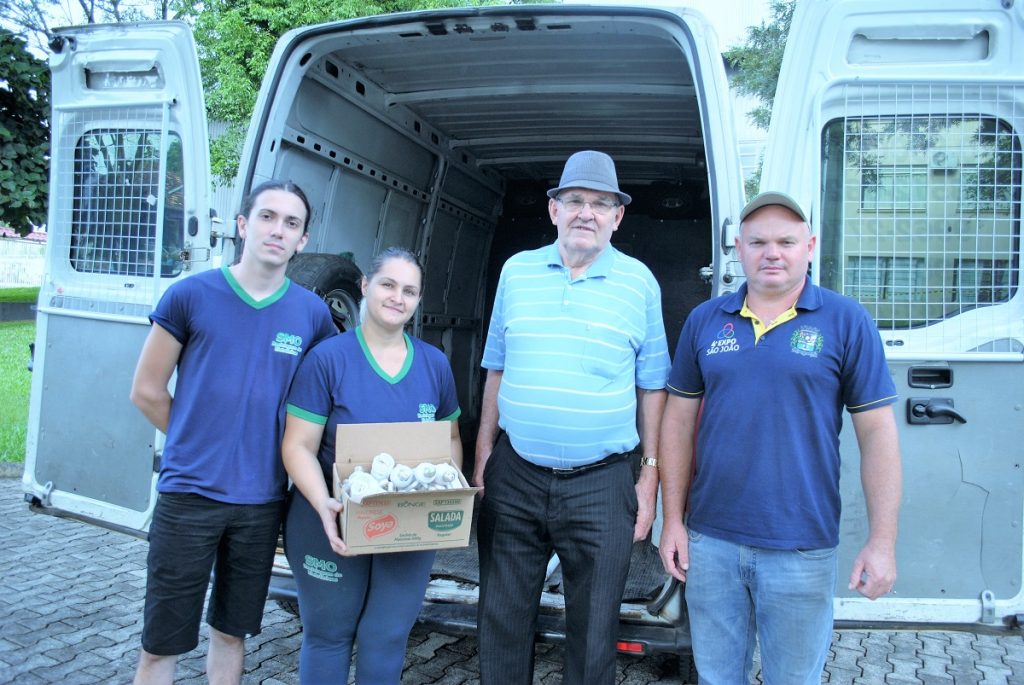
0, 321, 35, 463
0, 287, 39, 303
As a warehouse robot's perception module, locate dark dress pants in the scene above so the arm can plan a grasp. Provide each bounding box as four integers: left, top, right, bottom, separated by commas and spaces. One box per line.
477, 434, 637, 685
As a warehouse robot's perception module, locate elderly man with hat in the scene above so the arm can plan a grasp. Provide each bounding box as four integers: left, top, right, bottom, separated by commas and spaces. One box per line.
658, 191, 902, 684
473, 150, 669, 684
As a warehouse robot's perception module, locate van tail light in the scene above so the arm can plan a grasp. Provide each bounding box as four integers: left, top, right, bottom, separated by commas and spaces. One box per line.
616, 641, 646, 655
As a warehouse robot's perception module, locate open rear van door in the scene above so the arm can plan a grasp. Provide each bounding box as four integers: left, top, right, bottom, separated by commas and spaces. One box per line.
763, 0, 1024, 629
23, 22, 212, 534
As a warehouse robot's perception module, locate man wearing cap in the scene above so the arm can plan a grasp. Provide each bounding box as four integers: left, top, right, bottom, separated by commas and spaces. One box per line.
473, 150, 669, 684
658, 192, 902, 683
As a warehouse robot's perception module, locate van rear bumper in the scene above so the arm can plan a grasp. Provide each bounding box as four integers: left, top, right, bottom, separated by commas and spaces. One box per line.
268, 568, 693, 656
416, 601, 692, 657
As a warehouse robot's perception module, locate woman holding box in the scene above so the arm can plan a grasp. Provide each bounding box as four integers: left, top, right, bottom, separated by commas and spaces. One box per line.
282, 246, 462, 684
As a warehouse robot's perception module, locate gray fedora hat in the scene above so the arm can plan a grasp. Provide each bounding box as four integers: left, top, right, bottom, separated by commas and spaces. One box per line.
547, 150, 632, 206
740, 191, 808, 223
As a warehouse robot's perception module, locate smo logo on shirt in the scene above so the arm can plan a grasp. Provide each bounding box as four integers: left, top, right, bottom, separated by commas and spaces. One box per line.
272, 332, 303, 356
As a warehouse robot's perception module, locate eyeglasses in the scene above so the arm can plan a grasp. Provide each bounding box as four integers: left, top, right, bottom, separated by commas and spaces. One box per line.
556, 196, 620, 215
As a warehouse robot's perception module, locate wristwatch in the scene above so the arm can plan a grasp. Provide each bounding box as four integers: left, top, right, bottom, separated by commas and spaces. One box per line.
639, 456, 658, 468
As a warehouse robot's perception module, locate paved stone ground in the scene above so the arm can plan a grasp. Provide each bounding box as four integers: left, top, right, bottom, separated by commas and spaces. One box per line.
3, 474, 1024, 684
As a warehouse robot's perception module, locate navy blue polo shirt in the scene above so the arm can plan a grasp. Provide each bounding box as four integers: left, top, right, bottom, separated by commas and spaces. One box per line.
152, 267, 335, 504
666, 278, 897, 549
286, 328, 461, 479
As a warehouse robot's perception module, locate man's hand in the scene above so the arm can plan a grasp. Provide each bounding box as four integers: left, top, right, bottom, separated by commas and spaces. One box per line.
633, 470, 658, 541
849, 406, 900, 600
848, 540, 896, 600
472, 442, 492, 496
658, 519, 690, 582
473, 370, 503, 498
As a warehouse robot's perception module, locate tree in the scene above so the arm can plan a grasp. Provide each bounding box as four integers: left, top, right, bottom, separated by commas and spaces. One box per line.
0, 0, 175, 235
723, 0, 794, 196
0, 0, 56, 55
0, 29, 48, 234
724, 0, 794, 132
0, 0, 176, 56
180, 0, 522, 184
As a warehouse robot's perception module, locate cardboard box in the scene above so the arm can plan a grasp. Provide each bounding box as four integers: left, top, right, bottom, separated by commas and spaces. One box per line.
333, 421, 478, 555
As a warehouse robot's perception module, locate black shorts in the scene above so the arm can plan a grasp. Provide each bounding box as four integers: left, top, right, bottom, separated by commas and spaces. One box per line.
141, 492, 284, 656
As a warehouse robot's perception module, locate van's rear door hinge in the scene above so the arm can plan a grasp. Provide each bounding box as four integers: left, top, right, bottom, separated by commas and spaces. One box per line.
981, 590, 996, 623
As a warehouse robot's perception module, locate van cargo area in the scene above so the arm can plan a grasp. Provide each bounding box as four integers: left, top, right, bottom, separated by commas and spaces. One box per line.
247, 6, 734, 652
249, 6, 734, 432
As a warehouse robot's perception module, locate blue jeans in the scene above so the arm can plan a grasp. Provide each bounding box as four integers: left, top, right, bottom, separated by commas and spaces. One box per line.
685, 530, 837, 685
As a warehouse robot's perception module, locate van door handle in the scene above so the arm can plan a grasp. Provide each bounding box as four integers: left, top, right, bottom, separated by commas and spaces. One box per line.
721, 217, 738, 253
907, 398, 966, 425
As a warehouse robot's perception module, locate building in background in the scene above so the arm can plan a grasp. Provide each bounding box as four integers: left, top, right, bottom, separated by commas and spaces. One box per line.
208, 121, 240, 231
0, 228, 46, 287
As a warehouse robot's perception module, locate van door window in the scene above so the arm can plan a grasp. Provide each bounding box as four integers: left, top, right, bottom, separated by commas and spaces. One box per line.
819, 85, 1021, 352
71, 129, 184, 278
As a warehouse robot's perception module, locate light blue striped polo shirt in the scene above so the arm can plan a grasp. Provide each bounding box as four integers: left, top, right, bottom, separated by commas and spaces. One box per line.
482, 242, 669, 468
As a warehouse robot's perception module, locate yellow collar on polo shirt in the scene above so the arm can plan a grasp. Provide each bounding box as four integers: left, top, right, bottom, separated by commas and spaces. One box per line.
740, 299, 798, 344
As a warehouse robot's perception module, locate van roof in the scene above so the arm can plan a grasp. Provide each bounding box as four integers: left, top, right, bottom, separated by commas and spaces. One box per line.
271, 5, 721, 191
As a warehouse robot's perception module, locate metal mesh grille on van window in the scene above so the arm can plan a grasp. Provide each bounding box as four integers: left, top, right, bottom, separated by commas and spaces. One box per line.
820, 83, 1022, 355
47, 105, 183, 319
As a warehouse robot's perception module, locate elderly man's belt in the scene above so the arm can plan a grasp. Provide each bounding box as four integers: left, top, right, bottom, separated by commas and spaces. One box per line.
524, 452, 629, 478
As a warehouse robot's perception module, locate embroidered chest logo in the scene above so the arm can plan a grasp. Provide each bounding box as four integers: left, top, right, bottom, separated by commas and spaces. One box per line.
418, 403, 437, 421
791, 326, 824, 358
271, 332, 303, 356
705, 322, 740, 356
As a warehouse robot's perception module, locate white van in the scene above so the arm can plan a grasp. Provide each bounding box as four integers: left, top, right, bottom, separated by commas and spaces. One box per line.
23, 0, 1024, 664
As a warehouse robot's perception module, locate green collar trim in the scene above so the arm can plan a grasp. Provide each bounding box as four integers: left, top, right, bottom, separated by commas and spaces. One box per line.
356, 326, 414, 384
222, 266, 290, 309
